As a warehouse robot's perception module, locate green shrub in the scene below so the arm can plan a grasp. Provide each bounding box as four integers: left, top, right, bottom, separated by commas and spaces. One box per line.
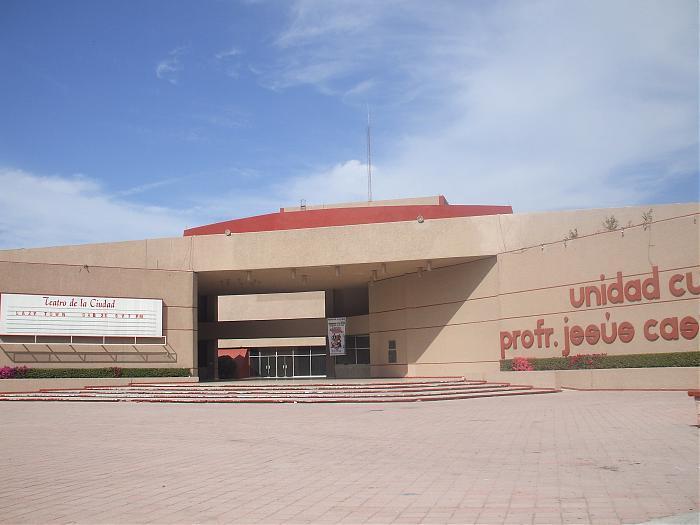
594, 352, 699, 369
16, 367, 191, 379
23, 368, 112, 379
567, 353, 607, 369
501, 352, 699, 371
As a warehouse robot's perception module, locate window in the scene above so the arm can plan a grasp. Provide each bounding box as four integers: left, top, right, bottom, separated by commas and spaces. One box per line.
388, 339, 397, 363
334, 334, 370, 365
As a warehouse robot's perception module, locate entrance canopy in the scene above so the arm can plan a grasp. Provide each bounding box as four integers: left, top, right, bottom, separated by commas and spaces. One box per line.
196, 256, 481, 295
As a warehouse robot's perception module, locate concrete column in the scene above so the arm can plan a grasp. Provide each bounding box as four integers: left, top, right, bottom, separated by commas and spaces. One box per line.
207, 296, 219, 380
208, 340, 219, 381
192, 274, 200, 379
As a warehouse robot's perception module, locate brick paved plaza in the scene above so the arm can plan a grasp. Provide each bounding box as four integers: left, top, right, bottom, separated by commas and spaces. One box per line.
0, 390, 697, 525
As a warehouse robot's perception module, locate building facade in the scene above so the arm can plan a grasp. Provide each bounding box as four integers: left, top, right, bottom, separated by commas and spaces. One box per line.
1, 196, 698, 389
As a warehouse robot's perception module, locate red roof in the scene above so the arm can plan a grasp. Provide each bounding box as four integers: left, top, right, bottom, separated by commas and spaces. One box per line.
183, 197, 512, 236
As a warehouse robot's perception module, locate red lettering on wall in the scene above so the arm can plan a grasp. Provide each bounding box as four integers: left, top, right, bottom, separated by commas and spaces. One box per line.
569, 288, 585, 308
679, 316, 699, 340
618, 322, 635, 343
569, 326, 584, 346
504, 267, 697, 359
585, 324, 600, 345
669, 274, 686, 297
500, 332, 512, 359
607, 272, 624, 304
623, 280, 642, 302
601, 314, 618, 344
644, 319, 659, 341
659, 317, 679, 341
585, 287, 601, 308
687, 271, 700, 295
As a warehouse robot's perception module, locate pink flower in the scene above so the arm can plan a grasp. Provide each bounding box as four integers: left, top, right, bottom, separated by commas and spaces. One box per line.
512, 357, 534, 371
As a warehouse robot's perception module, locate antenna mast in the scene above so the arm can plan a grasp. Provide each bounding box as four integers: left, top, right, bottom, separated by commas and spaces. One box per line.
366, 106, 372, 202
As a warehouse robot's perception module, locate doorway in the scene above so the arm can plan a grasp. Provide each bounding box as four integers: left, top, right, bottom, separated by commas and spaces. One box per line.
249, 347, 326, 378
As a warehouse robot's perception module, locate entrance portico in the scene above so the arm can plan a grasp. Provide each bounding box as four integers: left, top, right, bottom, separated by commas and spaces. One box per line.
195, 257, 474, 381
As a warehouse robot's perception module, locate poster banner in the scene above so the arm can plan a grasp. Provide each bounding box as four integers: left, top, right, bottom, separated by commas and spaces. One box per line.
327, 317, 346, 356
0, 293, 163, 337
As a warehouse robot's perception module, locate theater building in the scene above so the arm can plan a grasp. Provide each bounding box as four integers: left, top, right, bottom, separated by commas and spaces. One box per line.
0, 196, 698, 389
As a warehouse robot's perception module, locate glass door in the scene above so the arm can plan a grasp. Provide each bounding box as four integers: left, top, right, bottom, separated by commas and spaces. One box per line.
262, 354, 275, 378
293, 347, 311, 377
248, 347, 327, 378
276, 353, 293, 377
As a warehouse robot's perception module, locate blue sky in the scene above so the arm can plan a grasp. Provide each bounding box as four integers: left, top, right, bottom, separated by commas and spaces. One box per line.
0, 0, 697, 248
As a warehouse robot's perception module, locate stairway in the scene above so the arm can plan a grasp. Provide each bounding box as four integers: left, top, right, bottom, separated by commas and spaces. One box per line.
0, 378, 559, 403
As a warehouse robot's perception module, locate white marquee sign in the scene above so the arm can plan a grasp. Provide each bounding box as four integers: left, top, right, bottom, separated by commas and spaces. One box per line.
0, 293, 163, 337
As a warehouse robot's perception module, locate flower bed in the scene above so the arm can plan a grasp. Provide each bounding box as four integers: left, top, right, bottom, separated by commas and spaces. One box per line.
500, 351, 699, 371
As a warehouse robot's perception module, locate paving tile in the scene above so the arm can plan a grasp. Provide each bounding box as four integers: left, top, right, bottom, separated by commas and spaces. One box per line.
0, 390, 697, 525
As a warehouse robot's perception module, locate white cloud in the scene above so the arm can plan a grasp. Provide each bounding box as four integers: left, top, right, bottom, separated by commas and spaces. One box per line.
213, 46, 244, 78
282, 160, 372, 205
0, 168, 192, 249
275, 4, 379, 48
116, 177, 182, 197
268, 0, 699, 211
342, 79, 375, 101
155, 46, 186, 84
215, 47, 241, 60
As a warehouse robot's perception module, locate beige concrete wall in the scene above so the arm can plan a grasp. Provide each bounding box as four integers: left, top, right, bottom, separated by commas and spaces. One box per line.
218, 336, 326, 348
0, 261, 197, 373
0, 214, 503, 272
498, 208, 699, 360
497, 202, 698, 252
1, 203, 693, 275
188, 215, 503, 271
368, 257, 500, 377
0, 237, 197, 272
555, 367, 699, 390
218, 291, 325, 321
347, 315, 369, 335
479, 368, 698, 390
367, 203, 699, 387
335, 364, 371, 379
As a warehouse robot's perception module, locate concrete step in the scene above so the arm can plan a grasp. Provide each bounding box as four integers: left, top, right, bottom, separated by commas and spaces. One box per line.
82, 382, 513, 395
3, 384, 528, 400
0, 387, 559, 403
0, 379, 560, 403
126, 378, 482, 390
